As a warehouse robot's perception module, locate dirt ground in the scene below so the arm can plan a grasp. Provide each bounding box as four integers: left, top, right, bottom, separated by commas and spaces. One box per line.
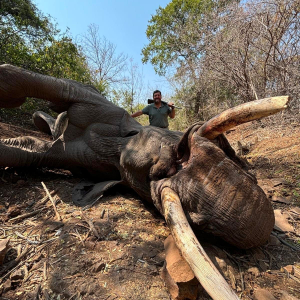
0, 112, 300, 300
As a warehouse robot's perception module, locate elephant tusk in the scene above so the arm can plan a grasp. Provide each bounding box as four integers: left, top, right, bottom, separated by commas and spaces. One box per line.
161, 187, 239, 300
197, 96, 290, 140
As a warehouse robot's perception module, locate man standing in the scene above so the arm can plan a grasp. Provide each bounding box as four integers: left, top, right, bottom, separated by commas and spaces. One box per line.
131, 90, 175, 128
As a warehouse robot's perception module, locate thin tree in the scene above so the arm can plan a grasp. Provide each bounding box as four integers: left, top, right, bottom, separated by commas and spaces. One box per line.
82, 24, 128, 94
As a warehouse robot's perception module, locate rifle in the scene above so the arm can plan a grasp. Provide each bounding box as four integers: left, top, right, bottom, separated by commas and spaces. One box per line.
147, 99, 182, 109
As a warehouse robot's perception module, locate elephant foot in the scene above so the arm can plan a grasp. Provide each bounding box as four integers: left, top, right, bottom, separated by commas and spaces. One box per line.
33, 111, 68, 140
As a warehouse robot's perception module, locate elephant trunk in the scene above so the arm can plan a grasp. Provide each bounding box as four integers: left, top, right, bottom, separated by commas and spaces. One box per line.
0, 136, 52, 167
0, 64, 102, 107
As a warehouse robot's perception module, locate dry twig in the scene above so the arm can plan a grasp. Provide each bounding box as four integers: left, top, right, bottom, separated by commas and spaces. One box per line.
43, 289, 51, 300
43, 261, 47, 280
36, 189, 58, 207
0, 244, 33, 281
15, 231, 59, 245
41, 182, 61, 221
271, 231, 300, 251
81, 211, 100, 239
33, 283, 41, 300
10, 208, 47, 222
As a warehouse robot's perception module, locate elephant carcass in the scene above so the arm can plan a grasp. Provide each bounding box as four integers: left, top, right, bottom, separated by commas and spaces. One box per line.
0, 64, 289, 300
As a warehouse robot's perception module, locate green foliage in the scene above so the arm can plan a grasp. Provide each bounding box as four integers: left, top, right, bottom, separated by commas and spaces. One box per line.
93, 80, 109, 97
111, 89, 145, 115
168, 108, 191, 131
0, 0, 51, 30
142, 0, 220, 75
35, 36, 92, 83
112, 89, 136, 114
0, 0, 52, 41
0, 0, 92, 82
0, 0, 93, 121
0, 0, 53, 66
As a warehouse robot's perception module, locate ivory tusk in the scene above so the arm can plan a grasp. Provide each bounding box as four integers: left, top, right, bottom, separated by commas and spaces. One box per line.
161, 187, 239, 300
198, 96, 290, 139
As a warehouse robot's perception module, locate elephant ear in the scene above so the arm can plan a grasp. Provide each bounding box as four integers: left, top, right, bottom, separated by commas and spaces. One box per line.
176, 121, 246, 169
32, 111, 55, 135
177, 96, 290, 167
72, 180, 122, 207
176, 121, 204, 162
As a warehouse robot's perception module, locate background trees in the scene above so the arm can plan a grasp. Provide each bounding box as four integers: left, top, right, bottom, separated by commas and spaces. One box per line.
203, 0, 300, 107
1, 0, 299, 129
0, 0, 52, 70
111, 59, 145, 114
0, 0, 92, 120
142, 0, 300, 120
81, 24, 128, 95
0, 0, 91, 82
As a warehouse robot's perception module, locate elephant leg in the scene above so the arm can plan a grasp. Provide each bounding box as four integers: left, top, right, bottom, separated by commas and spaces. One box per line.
0, 136, 87, 172
32, 111, 55, 135
0, 130, 122, 178
0, 136, 52, 167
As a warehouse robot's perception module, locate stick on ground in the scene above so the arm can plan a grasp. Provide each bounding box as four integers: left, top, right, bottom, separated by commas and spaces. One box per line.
41, 182, 61, 221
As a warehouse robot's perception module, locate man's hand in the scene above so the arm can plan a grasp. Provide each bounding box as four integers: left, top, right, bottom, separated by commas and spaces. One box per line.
168, 102, 175, 109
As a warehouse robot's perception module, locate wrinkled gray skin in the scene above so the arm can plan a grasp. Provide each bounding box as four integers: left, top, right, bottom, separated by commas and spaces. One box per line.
0, 65, 274, 249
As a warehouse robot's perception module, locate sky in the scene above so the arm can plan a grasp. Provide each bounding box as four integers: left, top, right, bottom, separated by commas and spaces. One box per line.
33, 0, 172, 97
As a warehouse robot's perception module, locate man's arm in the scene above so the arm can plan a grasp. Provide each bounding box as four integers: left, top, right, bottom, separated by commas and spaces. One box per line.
131, 111, 143, 118
168, 102, 175, 119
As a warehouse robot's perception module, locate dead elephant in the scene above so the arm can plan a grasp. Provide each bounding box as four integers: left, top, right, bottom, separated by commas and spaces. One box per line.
0, 64, 290, 299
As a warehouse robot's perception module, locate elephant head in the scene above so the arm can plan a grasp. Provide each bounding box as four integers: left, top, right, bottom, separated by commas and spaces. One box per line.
148, 97, 289, 299
117, 94, 289, 299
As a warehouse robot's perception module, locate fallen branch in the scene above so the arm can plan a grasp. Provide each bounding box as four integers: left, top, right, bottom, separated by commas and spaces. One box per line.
15, 231, 59, 245
82, 195, 103, 211
36, 189, 58, 207
15, 232, 40, 245
271, 231, 300, 251
70, 230, 85, 246
10, 208, 47, 222
0, 244, 32, 280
